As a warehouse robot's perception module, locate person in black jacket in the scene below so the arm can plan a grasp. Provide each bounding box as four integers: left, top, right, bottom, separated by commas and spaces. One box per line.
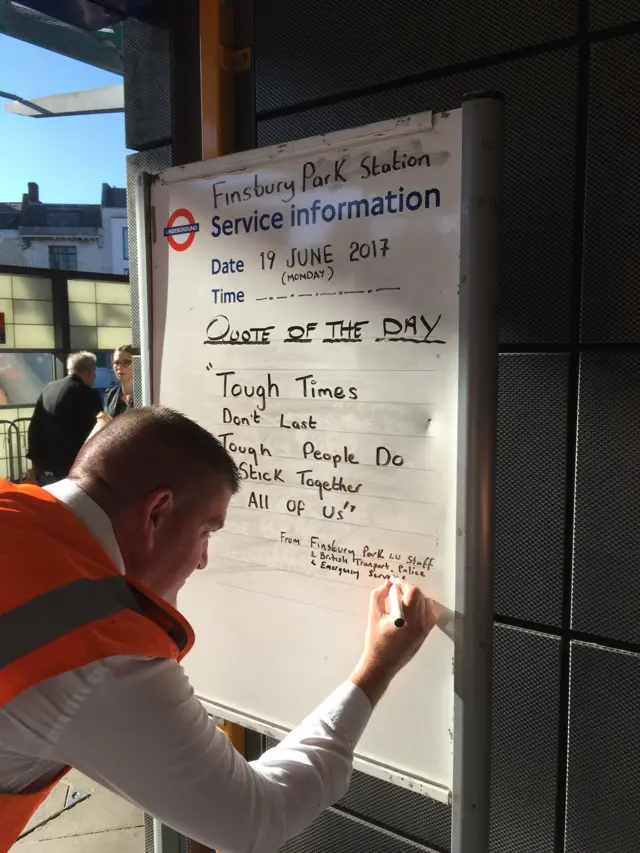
103, 344, 135, 419
27, 351, 102, 486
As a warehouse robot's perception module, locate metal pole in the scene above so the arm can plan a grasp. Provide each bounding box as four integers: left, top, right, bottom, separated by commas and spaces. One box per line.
452, 92, 504, 853
134, 172, 153, 406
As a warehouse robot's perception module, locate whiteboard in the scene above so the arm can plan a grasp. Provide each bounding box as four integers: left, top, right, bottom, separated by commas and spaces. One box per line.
142, 99, 502, 816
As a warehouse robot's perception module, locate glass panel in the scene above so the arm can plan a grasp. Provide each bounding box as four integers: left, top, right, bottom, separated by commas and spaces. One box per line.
123, 226, 129, 261
96, 281, 130, 305
70, 326, 98, 349
0, 408, 18, 425
97, 327, 131, 349
13, 325, 55, 348
0, 326, 16, 348
69, 302, 97, 326
13, 300, 54, 325
96, 303, 131, 327
0, 299, 13, 322
0, 352, 54, 406
95, 352, 117, 400
68, 280, 97, 303
48, 245, 78, 270
11, 276, 52, 301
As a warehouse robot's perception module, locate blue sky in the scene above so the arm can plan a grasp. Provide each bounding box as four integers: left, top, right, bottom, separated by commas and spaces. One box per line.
0, 34, 128, 204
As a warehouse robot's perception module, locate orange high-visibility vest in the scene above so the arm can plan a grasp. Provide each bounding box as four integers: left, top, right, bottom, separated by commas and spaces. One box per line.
0, 480, 195, 851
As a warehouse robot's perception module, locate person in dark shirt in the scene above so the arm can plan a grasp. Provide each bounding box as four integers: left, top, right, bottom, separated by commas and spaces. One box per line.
27, 351, 102, 486
103, 344, 135, 419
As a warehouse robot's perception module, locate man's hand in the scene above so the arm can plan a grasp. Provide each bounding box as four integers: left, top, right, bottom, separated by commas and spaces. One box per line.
349, 580, 438, 706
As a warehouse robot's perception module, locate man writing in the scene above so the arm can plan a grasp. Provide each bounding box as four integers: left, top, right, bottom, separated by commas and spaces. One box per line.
0, 407, 437, 852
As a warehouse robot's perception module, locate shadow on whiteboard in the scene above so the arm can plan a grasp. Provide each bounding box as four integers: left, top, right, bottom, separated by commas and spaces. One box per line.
433, 602, 456, 643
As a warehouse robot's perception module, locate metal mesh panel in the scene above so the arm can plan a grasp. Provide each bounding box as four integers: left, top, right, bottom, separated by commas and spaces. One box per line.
144, 814, 154, 853
279, 808, 438, 853
565, 642, 640, 853
490, 626, 561, 853
339, 773, 450, 851
582, 33, 640, 343
265, 737, 450, 850
590, 0, 640, 28
123, 17, 172, 151
495, 354, 569, 625
143, 815, 191, 853
254, 0, 576, 112
572, 351, 640, 642
258, 51, 576, 345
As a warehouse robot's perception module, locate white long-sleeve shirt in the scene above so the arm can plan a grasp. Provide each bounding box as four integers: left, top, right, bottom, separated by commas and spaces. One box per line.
0, 480, 371, 852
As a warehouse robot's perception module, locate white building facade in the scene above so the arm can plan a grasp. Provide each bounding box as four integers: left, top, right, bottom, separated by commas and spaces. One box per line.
0, 182, 128, 275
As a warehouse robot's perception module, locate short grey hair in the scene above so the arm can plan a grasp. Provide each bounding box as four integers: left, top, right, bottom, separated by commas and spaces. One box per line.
67, 351, 97, 375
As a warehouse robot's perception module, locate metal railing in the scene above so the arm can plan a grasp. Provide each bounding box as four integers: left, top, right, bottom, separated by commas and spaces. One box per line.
0, 419, 24, 482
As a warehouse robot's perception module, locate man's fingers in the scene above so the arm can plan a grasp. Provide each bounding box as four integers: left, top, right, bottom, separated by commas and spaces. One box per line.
370, 580, 391, 618
399, 582, 422, 608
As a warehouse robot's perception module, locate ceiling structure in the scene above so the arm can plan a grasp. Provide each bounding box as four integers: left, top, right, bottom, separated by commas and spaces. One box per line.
0, 1, 161, 116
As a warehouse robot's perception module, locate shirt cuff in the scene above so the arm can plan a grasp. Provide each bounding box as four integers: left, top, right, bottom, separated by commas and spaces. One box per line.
312, 682, 372, 749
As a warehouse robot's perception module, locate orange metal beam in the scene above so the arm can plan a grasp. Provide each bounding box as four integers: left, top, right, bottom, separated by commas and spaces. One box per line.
199, 0, 235, 159
193, 7, 250, 852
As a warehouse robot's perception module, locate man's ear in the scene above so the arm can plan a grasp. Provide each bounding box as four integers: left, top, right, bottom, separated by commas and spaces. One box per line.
142, 489, 174, 550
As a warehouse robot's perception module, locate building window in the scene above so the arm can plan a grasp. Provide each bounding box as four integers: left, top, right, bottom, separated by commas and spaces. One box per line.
123, 226, 129, 261
49, 245, 77, 270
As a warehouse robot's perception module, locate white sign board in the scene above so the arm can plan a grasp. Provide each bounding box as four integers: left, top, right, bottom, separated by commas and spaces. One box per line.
144, 100, 502, 822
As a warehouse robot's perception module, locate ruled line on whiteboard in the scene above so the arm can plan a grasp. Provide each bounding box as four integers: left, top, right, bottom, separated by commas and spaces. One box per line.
209, 574, 366, 619
203, 333, 445, 345
202, 396, 435, 407
206, 422, 433, 439
228, 480, 436, 506
212, 449, 436, 473
215, 530, 438, 553
236, 505, 435, 536
210, 554, 365, 587
202, 367, 438, 373
208, 554, 394, 596
252, 287, 401, 302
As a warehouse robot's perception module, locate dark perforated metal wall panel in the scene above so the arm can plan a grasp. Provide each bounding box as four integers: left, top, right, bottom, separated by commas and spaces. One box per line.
125, 1, 640, 850
495, 354, 569, 624
124, 17, 172, 151
258, 51, 576, 345
279, 809, 438, 853
338, 771, 451, 850
254, 0, 576, 112
489, 626, 561, 853
582, 33, 640, 343
572, 351, 640, 642
590, 0, 640, 29
265, 625, 561, 853
265, 736, 451, 851
565, 642, 640, 853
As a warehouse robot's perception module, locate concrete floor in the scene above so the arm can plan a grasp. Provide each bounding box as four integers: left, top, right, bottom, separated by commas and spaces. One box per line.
14, 770, 144, 852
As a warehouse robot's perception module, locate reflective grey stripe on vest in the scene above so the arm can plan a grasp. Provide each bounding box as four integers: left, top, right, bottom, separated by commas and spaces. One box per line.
0, 575, 144, 670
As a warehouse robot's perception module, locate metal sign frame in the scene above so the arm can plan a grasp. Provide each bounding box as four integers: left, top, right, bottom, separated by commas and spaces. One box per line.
135, 93, 504, 853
